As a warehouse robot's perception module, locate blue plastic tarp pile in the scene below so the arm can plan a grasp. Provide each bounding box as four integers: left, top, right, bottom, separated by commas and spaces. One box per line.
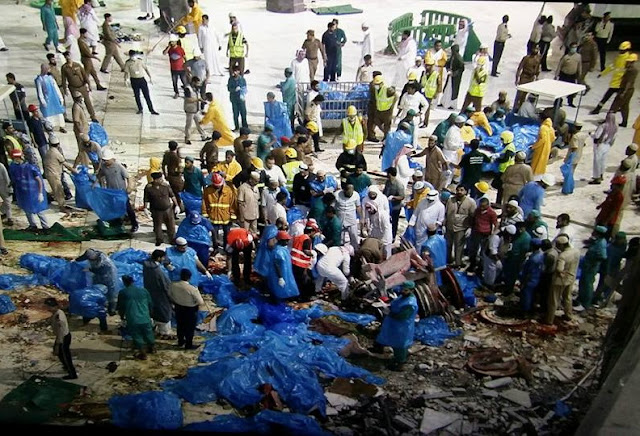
68, 285, 107, 319
453, 270, 479, 307
0, 294, 16, 314
0, 273, 49, 290
414, 316, 462, 347
161, 286, 382, 419
317, 82, 370, 120
109, 391, 183, 430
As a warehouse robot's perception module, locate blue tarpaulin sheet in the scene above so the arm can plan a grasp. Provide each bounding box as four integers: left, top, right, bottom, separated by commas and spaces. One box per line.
414, 316, 461, 346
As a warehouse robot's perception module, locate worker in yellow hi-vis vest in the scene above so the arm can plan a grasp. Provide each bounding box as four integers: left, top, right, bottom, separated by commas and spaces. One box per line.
340, 105, 365, 153
227, 23, 249, 76
590, 41, 632, 115
366, 76, 397, 143
462, 56, 488, 112
420, 53, 440, 128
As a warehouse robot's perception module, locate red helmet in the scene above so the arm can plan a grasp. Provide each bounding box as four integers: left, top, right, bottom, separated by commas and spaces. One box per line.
276, 231, 291, 241
212, 172, 224, 187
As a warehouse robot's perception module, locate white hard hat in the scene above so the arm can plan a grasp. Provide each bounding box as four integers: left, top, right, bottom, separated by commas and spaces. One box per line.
455, 115, 466, 123
504, 225, 516, 235
540, 174, 556, 186
169, 34, 179, 42
175, 237, 188, 246
101, 148, 115, 161
315, 243, 328, 256
507, 200, 519, 207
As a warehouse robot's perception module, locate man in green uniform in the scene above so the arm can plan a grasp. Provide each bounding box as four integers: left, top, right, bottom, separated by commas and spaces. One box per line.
117, 275, 156, 360
321, 205, 342, 247
577, 226, 608, 309
332, 18, 347, 80
277, 67, 296, 129
346, 164, 371, 195
503, 222, 532, 295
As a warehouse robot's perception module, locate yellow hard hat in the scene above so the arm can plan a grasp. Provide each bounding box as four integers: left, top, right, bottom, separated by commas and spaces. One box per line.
175, 25, 187, 34
477, 56, 487, 66
251, 157, 264, 169
305, 120, 319, 134
285, 147, 298, 158
372, 75, 383, 85
407, 71, 418, 81
474, 181, 490, 194
424, 52, 435, 66
627, 53, 638, 62
344, 139, 357, 150
500, 130, 514, 144
620, 41, 632, 50
347, 105, 357, 116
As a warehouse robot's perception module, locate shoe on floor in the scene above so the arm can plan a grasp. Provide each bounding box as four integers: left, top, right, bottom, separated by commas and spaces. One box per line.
185, 344, 201, 350
59, 127, 67, 133
147, 346, 157, 354
62, 374, 78, 380
151, 111, 160, 115
173, 93, 179, 99
91, 118, 99, 123
135, 352, 147, 360
573, 304, 585, 312
366, 137, 379, 143
588, 179, 602, 185
97, 86, 107, 91
131, 224, 139, 233
185, 140, 192, 145
0, 248, 8, 255
99, 69, 109, 74
136, 110, 143, 114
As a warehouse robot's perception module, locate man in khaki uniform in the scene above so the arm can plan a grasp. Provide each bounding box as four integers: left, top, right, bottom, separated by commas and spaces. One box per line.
73, 132, 102, 172
413, 135, 448, 190
62, 51, 98, 123
144, 172, 178, 246
579, 32, 598, 92
71, 95, 89, 151
79, 29, 106, 91
501, 151, 533, 207
100, 13, 125, 73
513, 47, 541, 111
44, 136, 77, 212
302, 30, 326, 82
545, 235, 580, 324
445, 185, 477, 267
236, 171, 260, 233
555, 42, 582, 107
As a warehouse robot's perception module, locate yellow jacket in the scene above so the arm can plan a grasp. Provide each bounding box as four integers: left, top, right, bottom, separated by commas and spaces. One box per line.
202, 184, 237, 224
201, 101, 235, 146
602, 52, 630, 89
180, 4, 203, 33
633, 114, 640, 156
530, 118, 555, 176
461, 125, 476, 143
408, 187, 430, 210
146, 157, 163, 183
60, 0, 78, 21
470, 112, 492, 136
213, 159, 242, 183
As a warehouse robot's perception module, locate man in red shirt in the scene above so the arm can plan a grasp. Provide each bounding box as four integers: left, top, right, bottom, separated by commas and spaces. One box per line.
225, 226, 254, 286
163, 34, 187, 99
291, 220, 321, 299
468, 197, 498, 274
595, 175, 626, 238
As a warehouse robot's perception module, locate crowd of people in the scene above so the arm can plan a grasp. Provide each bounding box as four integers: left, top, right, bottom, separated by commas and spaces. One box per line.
1, 1, 639, 375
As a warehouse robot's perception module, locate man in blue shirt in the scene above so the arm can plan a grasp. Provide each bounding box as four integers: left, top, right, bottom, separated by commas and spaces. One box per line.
322, 21, 340, 82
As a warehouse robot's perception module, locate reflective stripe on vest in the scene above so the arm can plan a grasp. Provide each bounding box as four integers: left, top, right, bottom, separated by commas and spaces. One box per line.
498, 143, 516, 173
291, 234, 312, 268
469, 69, 488, 97
423, 71, 439, 99
342, 118, 364, 145
283, 161, 301, 190
375, 86, 394, 111
229, 33, 245, 58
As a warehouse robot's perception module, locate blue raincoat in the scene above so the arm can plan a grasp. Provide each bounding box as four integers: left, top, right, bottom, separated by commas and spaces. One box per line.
267, 245, 300, 299
264, 101, 293, 145
421, 234, 447, 285
166, 246, 199, 286
381, 129, 412, 172
518, 182, 545, 218
9, 162, 49, 214
35, 74, 65, 118
561, 152, 575, 195
376, 294, 418, 349
520, 249, 544, 312
309, 175, 338, 212
76, 251, 119, 311
176, 220, 213, 246
254, 225, 278, 277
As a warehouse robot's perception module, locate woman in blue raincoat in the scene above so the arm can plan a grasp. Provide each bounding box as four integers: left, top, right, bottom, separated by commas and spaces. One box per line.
253, 224, 278, 277
9, 150, 49, 230
375, 281, 418, 371
75, 249, 118, 316
176, 211, 213, 264
560, 144, 577, 195
267, 231, 299, 300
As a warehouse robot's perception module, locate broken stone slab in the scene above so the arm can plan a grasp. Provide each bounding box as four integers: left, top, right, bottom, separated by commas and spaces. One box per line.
393, 415, 418, 431
444, 418, 475, 435
325, 392, 358, 411
419, 407, 462, 434
500, 389, 532, 408
463, 335, 482, 344
481, 389, 499, 398
484, 377, 513, 389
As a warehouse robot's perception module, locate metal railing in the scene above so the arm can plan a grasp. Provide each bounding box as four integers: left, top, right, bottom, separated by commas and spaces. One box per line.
296, 81, 370, 129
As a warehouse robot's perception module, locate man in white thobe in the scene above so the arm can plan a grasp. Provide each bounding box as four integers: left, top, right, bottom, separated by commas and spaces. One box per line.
352, 22, 374, 62
314, 244, 353, 300
442, 116, 466, 186
290, 49, 310, 84
198, 15, 224, 77
394, 30, 417, 89
409, 190, 446, 247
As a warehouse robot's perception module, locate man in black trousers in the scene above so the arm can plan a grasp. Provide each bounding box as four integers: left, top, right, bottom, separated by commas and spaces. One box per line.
168, 269, 204, 350
46, 298, 78, 380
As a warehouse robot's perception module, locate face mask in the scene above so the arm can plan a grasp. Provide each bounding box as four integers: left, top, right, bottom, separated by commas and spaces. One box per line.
374, 85, 381, 91
427, 198, 435, 203
569, 48, 577, 54
347, 149, 355, 155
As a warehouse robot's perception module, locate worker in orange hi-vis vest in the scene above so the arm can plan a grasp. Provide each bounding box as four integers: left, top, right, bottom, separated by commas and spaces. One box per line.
291, 220, 322, 300
225, 226, 255, 286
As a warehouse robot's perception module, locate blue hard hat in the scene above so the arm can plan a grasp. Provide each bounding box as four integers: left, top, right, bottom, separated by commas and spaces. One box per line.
189, 211, 202, 225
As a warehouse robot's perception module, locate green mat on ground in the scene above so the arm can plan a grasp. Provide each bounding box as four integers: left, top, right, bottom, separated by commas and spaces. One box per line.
311, 4, 363, 15
0, 375, 83, 424
3, 221, 129, 242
